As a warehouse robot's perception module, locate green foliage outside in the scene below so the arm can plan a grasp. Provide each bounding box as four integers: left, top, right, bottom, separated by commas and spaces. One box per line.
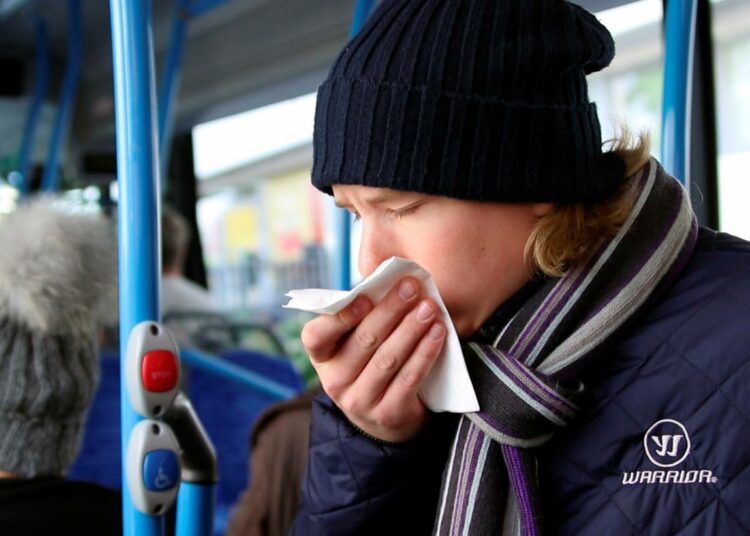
274, 311, 319, 388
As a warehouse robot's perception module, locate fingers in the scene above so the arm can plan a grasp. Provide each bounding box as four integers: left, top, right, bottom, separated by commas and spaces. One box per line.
349, 299, 440, 408
332, 278, 421, 375
354, 278, 421, 349
378, 321, 445, 412
342, 317, 447, 442
308, 277, 421, 387
300, 276, 448, 442
300, 295, 373, 362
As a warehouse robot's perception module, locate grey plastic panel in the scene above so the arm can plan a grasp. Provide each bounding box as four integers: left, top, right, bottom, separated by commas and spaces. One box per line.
125, 419, 181, 515
125, 321, 181, 418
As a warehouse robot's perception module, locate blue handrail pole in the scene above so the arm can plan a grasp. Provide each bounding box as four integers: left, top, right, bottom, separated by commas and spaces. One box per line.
335, 209, 353, 290
40, 0, 81, 193
188, 0, 231, 18
109, 0, 164, 534
180, 348, 297, 400
335, 0, 375, 290
158, 0, 190, 181
351, 0, 375, 36
660, 0, 698, 187
176, 483, 214, 536
17, 17, 49, 196
158, 0, 232, 185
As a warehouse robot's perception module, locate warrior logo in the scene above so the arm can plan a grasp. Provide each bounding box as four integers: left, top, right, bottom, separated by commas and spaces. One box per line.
621, 418, 717, 486
644, 419, 690, 467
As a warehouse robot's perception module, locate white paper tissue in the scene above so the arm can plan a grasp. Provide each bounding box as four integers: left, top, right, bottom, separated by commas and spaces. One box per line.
284, 257, 479, 413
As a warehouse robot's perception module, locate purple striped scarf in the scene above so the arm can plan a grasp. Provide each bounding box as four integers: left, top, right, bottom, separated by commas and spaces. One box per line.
434, 160, 698, 535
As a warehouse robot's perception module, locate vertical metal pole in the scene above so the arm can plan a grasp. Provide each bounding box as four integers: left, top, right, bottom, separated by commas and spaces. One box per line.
41, 0, 81, 193
168, 392, 217, 536
158, 0, 190, 182
351, 0, 375, 34
176, 483, 214, 536
336, 0, 375, 290
109, 0, 164, 534
688, 0, 719, 228
661, 0, 698, 186
159, 0, 231, 186
17, 18, 49, 196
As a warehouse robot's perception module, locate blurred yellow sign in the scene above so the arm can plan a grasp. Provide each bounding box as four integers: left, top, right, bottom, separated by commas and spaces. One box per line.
266, 170, 313, 261
226, 206, 258, 251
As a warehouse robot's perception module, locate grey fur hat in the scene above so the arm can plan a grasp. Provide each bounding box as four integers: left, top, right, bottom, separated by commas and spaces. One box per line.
0, 199, 117, 477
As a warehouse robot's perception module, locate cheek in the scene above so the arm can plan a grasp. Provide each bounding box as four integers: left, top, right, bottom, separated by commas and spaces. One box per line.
420, 224, 530, 336
431, 261, 486, 330
415, 246, 485, 325
407, 218, 487, 279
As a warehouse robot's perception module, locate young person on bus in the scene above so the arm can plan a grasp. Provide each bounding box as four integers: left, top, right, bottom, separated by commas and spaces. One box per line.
0, 200, 121, 535
291, 0, 750, 534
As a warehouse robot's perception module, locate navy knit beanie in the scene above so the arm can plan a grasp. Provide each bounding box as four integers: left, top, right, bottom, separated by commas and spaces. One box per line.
312, 0, 626, 203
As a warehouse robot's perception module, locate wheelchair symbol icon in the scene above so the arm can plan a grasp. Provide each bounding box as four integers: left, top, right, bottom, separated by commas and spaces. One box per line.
154, 464, 173, 489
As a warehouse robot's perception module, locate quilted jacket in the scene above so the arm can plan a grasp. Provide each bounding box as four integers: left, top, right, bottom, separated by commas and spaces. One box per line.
291, 228, 750, 535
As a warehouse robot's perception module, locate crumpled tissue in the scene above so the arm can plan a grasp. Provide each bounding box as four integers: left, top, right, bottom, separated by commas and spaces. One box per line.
283, 257, 479, 413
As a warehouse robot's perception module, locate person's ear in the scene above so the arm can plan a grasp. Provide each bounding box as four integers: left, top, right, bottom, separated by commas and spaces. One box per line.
531, 203, 555, 218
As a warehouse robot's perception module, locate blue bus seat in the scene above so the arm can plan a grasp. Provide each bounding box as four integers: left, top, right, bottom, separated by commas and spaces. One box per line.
68, 350, 122, 489
185, 348, 304, 533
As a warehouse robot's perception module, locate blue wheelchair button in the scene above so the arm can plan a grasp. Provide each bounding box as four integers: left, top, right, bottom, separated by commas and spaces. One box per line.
143, 449, 179, 491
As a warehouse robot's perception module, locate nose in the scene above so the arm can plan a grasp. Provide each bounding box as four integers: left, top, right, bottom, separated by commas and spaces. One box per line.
357, 222, 393, 278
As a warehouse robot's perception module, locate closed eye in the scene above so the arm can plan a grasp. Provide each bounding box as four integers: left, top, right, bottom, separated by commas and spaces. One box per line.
388, 203, 421, 219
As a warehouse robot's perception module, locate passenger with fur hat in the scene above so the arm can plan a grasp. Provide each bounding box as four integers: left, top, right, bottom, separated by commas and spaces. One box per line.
0, 200, 121, 535
291, 1, 750, 534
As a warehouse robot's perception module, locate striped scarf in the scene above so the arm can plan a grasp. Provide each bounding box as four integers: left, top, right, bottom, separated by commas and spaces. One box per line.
434, 160, 698, 535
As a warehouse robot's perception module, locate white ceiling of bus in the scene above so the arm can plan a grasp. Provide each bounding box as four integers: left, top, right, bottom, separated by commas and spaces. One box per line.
0, 0, 634, 153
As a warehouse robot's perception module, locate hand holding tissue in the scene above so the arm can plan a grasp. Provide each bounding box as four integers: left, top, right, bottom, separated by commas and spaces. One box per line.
284, 257, 479, 413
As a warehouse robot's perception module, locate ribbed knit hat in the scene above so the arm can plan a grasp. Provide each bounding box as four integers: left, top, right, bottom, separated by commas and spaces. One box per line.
0, 200, 117, 478
313, 0, 626, 202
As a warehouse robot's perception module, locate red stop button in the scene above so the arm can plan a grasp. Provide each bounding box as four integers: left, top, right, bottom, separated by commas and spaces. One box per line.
141, 350, 178, 392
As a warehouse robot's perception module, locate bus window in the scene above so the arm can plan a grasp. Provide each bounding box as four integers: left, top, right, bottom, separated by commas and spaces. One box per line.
713, 0, 750, 239
588, 0, 664, 155
192, 93, 320, 313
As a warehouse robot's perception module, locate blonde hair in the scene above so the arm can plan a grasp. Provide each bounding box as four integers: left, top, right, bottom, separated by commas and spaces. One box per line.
525, 128, 652, 277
